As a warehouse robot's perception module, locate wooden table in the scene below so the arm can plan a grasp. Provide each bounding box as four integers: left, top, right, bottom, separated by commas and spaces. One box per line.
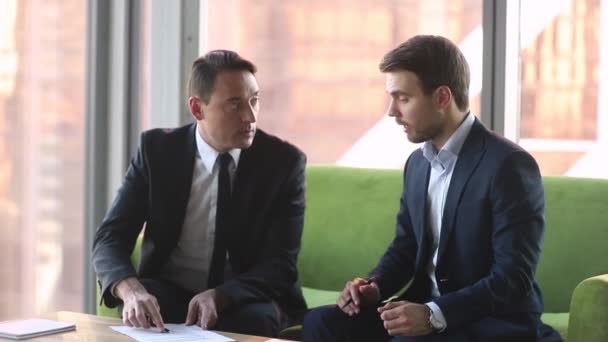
0, 311, 288, 341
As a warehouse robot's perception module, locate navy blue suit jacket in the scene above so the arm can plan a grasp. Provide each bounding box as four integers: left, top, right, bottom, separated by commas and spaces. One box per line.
369, 119, 556, 338
92, 124, 307, 318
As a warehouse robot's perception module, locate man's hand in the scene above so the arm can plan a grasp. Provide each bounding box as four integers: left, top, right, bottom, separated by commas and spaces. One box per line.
115, 277, 165, 332
337, 277, 381, 316
185, 289, 230, 329
378, 301, 432, 336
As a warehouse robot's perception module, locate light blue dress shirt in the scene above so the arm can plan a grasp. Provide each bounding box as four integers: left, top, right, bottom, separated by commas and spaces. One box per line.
422, 113, 475, 329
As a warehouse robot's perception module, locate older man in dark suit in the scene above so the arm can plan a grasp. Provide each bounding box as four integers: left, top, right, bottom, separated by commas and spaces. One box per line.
302, 35, 562, 342
92, 50, 306, 337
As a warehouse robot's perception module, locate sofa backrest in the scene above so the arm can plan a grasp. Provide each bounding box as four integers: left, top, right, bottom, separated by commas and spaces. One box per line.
299, 166, 402, 290
537, 176, 608, 312
299, 166, 608, 313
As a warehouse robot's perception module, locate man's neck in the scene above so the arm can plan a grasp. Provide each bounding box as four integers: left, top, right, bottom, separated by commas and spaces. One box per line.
197, 123, 227, 153
430, 111, 468, 150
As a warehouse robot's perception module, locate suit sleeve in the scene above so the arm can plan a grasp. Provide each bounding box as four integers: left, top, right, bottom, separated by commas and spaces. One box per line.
434, 151, 545, 328
91, 132, 149, 308
368, 157, 418, 299
217, 151, 306, 306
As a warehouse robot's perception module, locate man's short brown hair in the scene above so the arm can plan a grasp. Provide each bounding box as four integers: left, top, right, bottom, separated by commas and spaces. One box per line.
188, 50, 257, 103
379, 35, 470, 111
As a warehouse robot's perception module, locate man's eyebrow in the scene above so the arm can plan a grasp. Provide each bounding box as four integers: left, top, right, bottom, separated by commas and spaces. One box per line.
224, 91, 260, 102
388, 90, 411, 97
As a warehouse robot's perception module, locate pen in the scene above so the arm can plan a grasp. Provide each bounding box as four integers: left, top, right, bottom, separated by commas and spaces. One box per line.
340, 278, 371, 308
147, 316, 170, 333
150, 324, 170, 333
150, 323, 169, 333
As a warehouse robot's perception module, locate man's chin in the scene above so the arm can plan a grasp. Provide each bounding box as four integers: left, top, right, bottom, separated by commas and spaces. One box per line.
237, 138, 254, 149
406, 134, 425, 144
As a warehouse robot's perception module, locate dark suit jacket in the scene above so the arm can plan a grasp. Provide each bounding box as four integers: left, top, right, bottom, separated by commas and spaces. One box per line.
92, 124, 307, 318
370, 119, 556, 339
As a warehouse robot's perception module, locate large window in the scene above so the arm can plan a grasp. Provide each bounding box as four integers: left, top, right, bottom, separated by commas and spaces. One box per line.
0, 0, 85, 319
202, 0, 483, 168
510, 0, 607, 178
2, 0, 603, 322
138, 0, 151, 132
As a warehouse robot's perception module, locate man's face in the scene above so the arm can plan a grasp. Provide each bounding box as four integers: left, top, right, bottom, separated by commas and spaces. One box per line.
385, 70, 444, 144
196, 70, 259, 152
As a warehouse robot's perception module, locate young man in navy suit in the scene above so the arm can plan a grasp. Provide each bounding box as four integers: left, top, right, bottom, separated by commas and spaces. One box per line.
302, 35, 561, 341
92, 50, 307, 337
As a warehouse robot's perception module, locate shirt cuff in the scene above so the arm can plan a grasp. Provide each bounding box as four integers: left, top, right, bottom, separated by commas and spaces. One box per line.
425, 301, 447, 332
110, 281, 120, 299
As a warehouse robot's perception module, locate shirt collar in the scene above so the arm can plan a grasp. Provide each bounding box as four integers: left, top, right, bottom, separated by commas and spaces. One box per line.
422, 112, 475, 168
195, 123, 241, 173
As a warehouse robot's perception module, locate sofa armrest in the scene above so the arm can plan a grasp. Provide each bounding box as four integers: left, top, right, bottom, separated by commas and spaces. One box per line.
95, 234, 143, 317
567, 274, 608, 342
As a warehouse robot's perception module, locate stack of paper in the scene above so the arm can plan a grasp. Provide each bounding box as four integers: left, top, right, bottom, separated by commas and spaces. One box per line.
0, 318, 76, 340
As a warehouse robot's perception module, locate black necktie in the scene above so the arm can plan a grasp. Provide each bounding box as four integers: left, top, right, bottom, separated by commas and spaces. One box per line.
208, 153, 232, 288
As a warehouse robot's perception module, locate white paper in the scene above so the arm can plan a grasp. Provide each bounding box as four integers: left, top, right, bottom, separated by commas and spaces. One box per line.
110, 324, 235, 342
0, 318, 75, 340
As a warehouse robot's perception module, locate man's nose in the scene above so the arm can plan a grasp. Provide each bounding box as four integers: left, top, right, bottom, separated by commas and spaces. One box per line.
386, 100, 397, 117
241, 104, 257, 123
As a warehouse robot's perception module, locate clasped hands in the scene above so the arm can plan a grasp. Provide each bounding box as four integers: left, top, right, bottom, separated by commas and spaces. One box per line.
116, 277, 228, 332
337, 277, 432, 337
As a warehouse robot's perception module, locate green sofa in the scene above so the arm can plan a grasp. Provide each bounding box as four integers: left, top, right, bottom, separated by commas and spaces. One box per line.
297, 166, 608, 341
97, 165, 608, 341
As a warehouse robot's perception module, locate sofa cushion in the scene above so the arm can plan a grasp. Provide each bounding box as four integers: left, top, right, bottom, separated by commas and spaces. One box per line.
541, 313, 568, 340
302, 287, 339, 309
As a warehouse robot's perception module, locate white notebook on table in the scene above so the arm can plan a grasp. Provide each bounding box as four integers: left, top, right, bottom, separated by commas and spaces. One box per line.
0, 318, 76, 340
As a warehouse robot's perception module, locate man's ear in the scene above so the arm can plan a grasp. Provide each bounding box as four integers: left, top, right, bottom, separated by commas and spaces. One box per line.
434, 86, 452, 110
188, 96, 204, 121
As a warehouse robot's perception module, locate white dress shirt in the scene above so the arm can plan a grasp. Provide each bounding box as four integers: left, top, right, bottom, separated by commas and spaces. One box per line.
422, 113, 475, 329
158, 124, 240, 293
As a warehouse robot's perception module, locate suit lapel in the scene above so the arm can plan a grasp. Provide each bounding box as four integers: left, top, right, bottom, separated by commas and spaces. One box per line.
436, 120, 486, 262
407, 155, 432, 261
167, 124, 197, 245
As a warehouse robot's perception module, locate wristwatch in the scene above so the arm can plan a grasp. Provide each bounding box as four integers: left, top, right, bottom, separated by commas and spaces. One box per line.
425, 304, 446, 333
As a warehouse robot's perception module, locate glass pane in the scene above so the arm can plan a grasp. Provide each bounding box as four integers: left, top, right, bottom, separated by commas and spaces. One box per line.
0, 0, 85, 318
203, 0, 483, 168
517, 0, 607, 177
138, 0, 151, 131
